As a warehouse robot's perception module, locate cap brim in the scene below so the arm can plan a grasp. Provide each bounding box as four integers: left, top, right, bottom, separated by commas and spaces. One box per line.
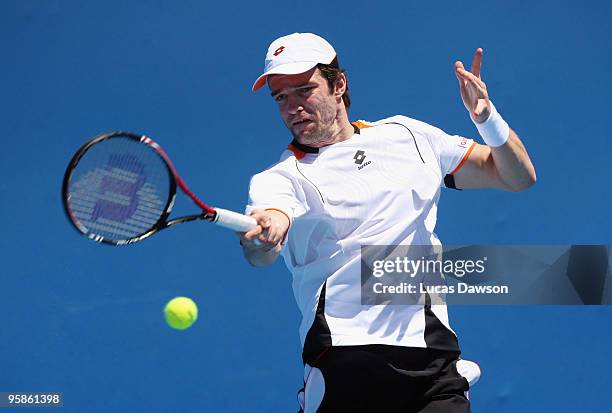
252, 61, 319, 92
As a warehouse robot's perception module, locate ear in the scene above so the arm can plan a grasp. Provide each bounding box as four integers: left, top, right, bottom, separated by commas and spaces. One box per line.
334, 72, 347, 99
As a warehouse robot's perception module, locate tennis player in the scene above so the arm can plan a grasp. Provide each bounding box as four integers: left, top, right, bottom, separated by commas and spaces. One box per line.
239, 33, 536, 412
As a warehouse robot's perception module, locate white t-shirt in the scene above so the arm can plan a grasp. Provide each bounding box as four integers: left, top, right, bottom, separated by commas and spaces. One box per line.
246, 115, 475, 362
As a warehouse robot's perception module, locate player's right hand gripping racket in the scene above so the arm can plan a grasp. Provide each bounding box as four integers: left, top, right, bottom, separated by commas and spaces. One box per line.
62, 131, 258, 245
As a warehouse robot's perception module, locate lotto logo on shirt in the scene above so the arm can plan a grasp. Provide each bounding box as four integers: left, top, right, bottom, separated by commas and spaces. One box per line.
353, 150, 372, 170
353, 150, 366, 164
458, 137, 469, 148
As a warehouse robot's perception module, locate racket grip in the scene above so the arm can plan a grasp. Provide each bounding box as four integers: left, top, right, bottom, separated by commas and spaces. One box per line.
214, 208, 258, 232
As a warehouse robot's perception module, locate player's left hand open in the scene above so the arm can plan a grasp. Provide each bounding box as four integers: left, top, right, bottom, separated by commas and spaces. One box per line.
455, 48, 491, 123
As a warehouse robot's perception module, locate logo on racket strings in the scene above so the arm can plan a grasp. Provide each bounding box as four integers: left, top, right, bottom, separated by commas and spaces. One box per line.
91, 154, 146, 222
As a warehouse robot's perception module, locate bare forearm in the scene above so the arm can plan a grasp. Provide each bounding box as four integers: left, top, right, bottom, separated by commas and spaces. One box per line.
242, 242, 281, 267
490, 128, 537, 192
238, 209, 289, 267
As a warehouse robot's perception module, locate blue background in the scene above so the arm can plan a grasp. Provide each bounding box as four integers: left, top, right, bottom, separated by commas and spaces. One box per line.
1, 0, 611, 411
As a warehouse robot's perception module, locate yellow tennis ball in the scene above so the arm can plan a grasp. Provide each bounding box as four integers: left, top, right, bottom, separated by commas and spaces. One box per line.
164, 297, 198, 330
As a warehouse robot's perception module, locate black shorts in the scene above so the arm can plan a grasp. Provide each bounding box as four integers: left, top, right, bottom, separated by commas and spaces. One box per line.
297, 345, 476, 413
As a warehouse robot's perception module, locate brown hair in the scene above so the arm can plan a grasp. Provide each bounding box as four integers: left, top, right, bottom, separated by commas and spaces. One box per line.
316, 57, 351, 109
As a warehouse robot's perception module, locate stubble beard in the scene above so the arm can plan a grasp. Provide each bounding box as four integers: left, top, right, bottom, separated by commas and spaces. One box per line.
290, 103, 338, 147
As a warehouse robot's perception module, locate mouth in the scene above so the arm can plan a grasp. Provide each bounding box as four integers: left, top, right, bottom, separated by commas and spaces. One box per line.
292, 119, 311, 127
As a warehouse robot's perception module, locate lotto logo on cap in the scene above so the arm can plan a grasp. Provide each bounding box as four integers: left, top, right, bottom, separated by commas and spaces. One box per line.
252, 33, 336, 92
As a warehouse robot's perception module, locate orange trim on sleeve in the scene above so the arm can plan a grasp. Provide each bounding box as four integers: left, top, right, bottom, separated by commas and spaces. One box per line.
287, 143, 306, 160
264, 208, 291, 225
449, 142, 477, 175
351, 121, 373, 130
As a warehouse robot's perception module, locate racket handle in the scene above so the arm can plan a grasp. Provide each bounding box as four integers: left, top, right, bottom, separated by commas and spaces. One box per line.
214, 208, 258, 232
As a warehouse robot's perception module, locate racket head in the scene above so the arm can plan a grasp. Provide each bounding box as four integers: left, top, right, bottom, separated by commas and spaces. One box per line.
62, 131, 176, 245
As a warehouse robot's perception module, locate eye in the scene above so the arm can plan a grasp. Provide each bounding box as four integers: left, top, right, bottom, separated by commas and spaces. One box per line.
274, 94, 287, 103
298, 87, 314, 96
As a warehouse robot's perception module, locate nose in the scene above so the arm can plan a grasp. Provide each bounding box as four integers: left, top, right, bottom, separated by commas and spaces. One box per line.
286, 94, 303, 115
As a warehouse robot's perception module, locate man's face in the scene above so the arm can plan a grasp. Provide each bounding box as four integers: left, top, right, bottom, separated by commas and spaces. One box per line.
268, 68, 339, 147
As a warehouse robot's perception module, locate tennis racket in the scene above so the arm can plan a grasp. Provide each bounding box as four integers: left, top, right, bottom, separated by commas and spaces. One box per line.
62, 131, 258, 245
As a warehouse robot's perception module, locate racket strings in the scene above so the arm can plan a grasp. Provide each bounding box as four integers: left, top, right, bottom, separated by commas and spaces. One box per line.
67, 136, 170, 242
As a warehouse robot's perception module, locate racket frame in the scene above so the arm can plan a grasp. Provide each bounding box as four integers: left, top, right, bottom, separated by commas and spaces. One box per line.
62, 131, 221, 245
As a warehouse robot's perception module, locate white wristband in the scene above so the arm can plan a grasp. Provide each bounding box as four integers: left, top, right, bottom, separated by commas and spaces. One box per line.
473, 101, 509, 148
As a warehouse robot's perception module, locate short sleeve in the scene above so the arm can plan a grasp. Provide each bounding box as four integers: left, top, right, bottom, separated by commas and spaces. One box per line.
381, 115, 476, 178
424, 125, 476, 176
245, 169, 304, 221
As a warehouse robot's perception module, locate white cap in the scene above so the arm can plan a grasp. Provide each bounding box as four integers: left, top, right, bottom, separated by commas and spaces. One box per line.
252, 33, 336, 92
